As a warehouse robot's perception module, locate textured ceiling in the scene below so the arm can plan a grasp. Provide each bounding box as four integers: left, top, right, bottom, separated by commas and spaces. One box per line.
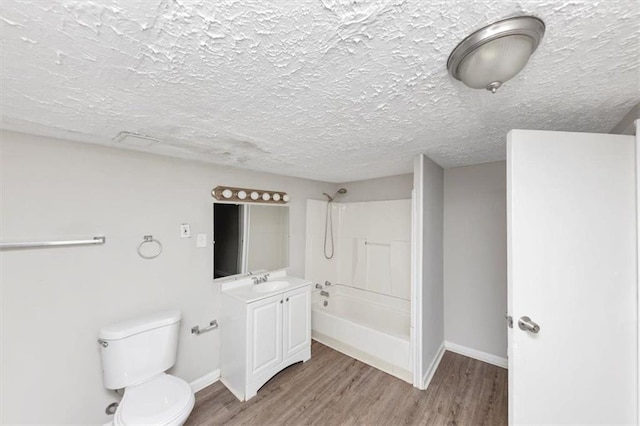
1, 0, 639, 182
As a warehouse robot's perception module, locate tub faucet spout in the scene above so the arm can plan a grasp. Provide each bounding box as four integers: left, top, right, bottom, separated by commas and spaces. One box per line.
320, 290, 330, 298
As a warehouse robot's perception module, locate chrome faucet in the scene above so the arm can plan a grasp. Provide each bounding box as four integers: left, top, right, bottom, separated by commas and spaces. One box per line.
252, 273, 270, 285
320, 290, 329, 298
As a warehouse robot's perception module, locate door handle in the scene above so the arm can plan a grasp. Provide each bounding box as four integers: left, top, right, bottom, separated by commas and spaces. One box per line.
518, 316, 540, 333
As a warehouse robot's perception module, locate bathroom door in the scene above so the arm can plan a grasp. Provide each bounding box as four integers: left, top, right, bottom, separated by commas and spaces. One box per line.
507, 129, 637, 424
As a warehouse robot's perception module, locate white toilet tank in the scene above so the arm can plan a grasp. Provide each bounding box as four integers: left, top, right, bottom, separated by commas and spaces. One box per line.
98, 310, 181, 390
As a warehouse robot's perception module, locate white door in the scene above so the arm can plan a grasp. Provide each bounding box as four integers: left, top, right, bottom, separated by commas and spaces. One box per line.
283, 287, 310, 358
507, 129, 637, 424
247, 294, 283, 380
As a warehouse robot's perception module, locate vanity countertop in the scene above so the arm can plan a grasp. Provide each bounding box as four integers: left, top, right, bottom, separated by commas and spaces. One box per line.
221, 272, 311, 304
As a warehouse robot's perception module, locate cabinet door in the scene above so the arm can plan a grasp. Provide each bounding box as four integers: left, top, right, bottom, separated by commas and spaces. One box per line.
283, 286, 311, 358
247, 294, 283, 380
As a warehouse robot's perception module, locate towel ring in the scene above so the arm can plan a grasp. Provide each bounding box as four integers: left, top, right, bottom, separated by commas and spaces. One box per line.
137, 235, 162, 259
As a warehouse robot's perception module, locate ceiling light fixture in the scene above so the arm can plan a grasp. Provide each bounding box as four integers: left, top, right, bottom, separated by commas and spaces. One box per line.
447, 16, 545, 93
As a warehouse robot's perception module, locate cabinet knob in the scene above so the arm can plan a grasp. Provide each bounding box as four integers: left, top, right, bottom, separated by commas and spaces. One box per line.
286, 297, 289, 302
280, 300, 283, 304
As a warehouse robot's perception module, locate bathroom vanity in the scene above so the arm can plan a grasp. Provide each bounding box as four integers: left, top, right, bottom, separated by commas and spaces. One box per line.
219, 272, 311, 401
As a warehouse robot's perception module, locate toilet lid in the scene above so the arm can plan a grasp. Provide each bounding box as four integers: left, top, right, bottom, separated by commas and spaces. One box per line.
116, 374, 194, 426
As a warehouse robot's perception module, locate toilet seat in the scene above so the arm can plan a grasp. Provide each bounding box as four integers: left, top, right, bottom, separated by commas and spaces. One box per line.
114, 374, 195, 426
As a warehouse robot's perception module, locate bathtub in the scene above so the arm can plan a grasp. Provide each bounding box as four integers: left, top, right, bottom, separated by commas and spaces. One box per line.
311, 286, 412, 383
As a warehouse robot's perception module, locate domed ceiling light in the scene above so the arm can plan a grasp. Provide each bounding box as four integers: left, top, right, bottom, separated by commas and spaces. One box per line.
447, 16, 545, 93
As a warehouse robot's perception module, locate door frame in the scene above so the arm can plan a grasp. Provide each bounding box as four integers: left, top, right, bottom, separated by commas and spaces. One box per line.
635, 120, 639, 424
411, 158, 424, 388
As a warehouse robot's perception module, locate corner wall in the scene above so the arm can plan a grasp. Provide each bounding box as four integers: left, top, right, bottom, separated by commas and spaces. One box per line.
443, 161, 507, 361
413, 154, 444, 387
0, 130, 335, 425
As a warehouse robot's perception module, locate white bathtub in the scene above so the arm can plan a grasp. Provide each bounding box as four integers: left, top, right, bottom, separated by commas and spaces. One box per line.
311, 286, 412, 383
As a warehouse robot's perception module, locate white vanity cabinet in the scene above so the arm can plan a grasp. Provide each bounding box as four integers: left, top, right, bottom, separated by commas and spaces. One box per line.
220, 279, 311, 401
282, 287, 311, 358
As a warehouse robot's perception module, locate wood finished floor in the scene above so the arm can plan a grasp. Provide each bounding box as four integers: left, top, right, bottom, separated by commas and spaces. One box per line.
186, 341, 507, 426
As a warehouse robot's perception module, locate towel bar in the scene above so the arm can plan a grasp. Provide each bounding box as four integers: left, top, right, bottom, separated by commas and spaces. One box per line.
0, 236, 106, 250
191, 320, 219, 335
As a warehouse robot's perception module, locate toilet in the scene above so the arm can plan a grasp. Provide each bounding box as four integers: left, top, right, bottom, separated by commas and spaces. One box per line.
98, 310, 195, 426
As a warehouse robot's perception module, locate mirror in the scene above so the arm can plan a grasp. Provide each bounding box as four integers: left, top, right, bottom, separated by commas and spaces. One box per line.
213, 203, 289, 279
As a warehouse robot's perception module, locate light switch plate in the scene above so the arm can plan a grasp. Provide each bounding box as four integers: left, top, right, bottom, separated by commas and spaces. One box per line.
196, 234, 207, 248
180, 224, 191, 238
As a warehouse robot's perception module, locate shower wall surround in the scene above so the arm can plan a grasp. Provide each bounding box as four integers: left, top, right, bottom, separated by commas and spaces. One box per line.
305, 199, 411, 300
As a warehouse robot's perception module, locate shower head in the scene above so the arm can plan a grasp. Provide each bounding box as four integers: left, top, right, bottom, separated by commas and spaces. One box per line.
323, 188, 347, 202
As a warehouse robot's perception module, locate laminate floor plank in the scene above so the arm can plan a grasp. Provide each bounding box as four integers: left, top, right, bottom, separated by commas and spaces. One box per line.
185, 341, 507, 426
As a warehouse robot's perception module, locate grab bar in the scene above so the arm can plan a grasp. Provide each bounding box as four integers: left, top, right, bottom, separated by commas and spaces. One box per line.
364, 241, 390, 247
0, 236, 106, 250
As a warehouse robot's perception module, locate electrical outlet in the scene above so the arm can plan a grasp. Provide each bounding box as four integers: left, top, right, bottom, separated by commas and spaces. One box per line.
180, 224, 191, 238
196, 233, 207, 248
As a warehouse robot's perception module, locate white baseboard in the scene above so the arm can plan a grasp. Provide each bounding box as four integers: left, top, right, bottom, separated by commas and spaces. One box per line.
421, 341, 445, 390
189, 369, 220, 393
444, 341, 508, 369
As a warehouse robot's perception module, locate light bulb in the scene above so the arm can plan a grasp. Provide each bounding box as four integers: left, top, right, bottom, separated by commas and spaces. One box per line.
458, 35, 534, 91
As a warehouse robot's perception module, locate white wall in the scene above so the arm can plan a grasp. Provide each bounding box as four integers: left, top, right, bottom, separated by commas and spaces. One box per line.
444, 162, 507, 359
413, 154, 444, 387
337, 173, 413, 203
0, 130, 335, 425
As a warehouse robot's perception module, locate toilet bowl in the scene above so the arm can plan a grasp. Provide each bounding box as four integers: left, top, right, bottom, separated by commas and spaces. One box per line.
114, 374, 195, 426
98, 311, 195, 426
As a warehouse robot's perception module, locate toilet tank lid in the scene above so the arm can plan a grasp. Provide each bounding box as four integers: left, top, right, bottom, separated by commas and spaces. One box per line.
98, 310, 182, 340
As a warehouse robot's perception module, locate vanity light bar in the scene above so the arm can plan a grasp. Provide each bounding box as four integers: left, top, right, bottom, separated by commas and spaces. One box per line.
211, 186, 290, 204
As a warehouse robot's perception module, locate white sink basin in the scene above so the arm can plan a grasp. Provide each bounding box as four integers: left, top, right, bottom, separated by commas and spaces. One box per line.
254, 281, 291, 293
